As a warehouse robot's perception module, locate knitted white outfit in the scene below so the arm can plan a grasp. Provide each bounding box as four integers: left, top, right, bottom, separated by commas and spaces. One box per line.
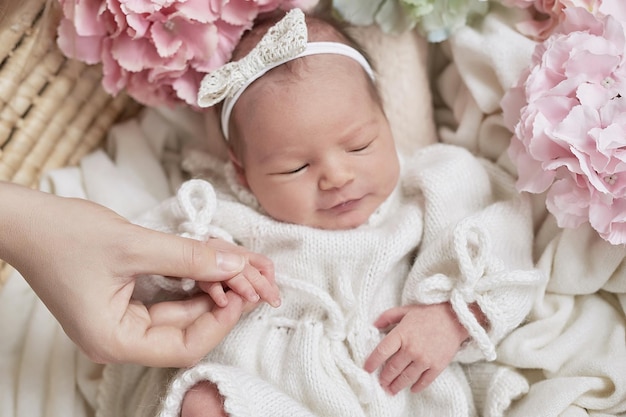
96, 143, 544, 417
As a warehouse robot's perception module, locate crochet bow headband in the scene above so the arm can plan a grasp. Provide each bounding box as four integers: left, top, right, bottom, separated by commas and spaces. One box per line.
196, 8, 376, 140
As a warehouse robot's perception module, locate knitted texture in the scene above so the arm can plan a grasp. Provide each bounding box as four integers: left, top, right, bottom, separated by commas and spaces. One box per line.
463, 362, 530, 417
402, 145, 545, 363
104, 143, 543, 417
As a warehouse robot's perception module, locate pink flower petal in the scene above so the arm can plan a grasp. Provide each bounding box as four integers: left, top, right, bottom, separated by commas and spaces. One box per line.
509, 138, 557, 193
150, 20, 185, 58
105, 0, 129, 37
57, 18, 103, 64
68, 0, 109, 37
111, 34, 163, 72
126, 72, 177, 107
589, 195, 626, 244
159, 18, 219, 62
565, 51, 620, 85
177, 0, 219, 23
101, 40, 127, 95
220, 0, 259, 26
121, 0, 169, 14
576, 83, 612, 109
125, 11, 151, 38
546, 176, 591, 229
551, 105, 599, 149
172, 71, 204, 107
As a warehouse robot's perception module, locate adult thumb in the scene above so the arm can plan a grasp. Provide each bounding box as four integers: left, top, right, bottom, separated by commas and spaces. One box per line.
131, 227, 245, 281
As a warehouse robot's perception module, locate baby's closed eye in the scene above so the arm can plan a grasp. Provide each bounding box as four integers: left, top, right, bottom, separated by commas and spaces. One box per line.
274, 164, 309, 175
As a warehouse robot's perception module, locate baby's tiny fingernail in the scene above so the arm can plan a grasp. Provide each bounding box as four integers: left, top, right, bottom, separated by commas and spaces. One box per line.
216, 251, 244, 272
271, 298, 281, 308
248, 293, 260, 303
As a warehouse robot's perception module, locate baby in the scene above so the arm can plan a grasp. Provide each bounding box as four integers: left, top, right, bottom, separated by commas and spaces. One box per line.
107, 8, 544, 417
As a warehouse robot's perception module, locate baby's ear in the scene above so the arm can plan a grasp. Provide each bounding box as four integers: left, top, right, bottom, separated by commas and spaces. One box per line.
228, 149, 250, 188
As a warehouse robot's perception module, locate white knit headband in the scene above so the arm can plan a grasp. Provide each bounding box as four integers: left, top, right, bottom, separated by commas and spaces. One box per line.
196, 8, 376, 141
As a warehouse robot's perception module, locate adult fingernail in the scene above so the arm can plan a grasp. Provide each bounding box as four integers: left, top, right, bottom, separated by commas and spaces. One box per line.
216, 251, 244, 272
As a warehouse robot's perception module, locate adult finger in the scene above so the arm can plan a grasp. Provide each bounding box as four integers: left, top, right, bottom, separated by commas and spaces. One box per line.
126, 226, 246, 281
148, 294, 217, 327
114, 292, 246, 367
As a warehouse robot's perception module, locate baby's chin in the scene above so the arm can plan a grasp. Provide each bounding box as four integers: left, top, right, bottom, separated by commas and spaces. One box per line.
308, 210, 373, 230
268, 204, 375, 230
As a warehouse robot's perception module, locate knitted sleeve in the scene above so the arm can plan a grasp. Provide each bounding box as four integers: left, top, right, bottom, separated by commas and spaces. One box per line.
401, 144, 545, 362
131, 179, 235, 303
158, 362, 318, 417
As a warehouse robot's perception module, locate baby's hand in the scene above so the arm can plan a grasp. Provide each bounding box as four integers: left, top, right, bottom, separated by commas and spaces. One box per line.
181, 381, 227, 417
364, 303, 468, 395
197, 238, 280, 308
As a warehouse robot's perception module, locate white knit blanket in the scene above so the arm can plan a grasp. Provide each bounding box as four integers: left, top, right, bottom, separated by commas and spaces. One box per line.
433, 6, 626, 417
2, 5, 626, 417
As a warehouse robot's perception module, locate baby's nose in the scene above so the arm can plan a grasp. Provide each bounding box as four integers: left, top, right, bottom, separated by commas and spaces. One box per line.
318, 163, 354, 191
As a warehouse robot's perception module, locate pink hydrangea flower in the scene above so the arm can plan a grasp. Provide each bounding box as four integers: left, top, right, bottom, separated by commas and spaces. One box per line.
56, 0, 319, 107
500, 0, 602, 40
502, 3, 626, 244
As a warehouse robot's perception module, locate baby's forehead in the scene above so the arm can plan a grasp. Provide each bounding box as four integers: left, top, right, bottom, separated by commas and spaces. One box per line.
241, 52, 374, 111
231, 56, 378, 153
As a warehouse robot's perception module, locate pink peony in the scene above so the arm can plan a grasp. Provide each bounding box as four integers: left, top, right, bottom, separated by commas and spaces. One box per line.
56, 0, 319, 108
502, 4, 626, 245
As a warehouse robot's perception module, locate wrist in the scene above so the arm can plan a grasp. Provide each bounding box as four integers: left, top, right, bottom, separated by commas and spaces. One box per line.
0, 182, 38, 268
443, 301, 489, 346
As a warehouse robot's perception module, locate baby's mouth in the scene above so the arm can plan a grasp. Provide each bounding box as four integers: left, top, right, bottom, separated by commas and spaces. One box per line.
326, 197, 363, 212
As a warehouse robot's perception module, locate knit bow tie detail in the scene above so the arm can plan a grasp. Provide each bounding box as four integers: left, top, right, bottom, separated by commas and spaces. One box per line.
197, 8, 308, 108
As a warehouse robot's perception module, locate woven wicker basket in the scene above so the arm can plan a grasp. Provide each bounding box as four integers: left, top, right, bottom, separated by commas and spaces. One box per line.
0, 0, 141, 286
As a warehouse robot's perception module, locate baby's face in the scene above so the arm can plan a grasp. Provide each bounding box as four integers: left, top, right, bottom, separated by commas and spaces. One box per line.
231, 54, 400, 230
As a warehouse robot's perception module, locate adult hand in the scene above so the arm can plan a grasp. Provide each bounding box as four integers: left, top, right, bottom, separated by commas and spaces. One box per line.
363, 302, 469, 395
0, 182, 273, 367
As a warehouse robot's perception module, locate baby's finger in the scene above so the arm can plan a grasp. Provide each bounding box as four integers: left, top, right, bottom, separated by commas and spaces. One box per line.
198, 282, 229, 307
378, 352, 412, 389
246, 251, 276, 285
364, 333, 401, 373
373, 306, 408, 329
410, 368, 438, 393
241, 263, 281, 307
388, 362, 428, 395
223, 272, 260, 304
